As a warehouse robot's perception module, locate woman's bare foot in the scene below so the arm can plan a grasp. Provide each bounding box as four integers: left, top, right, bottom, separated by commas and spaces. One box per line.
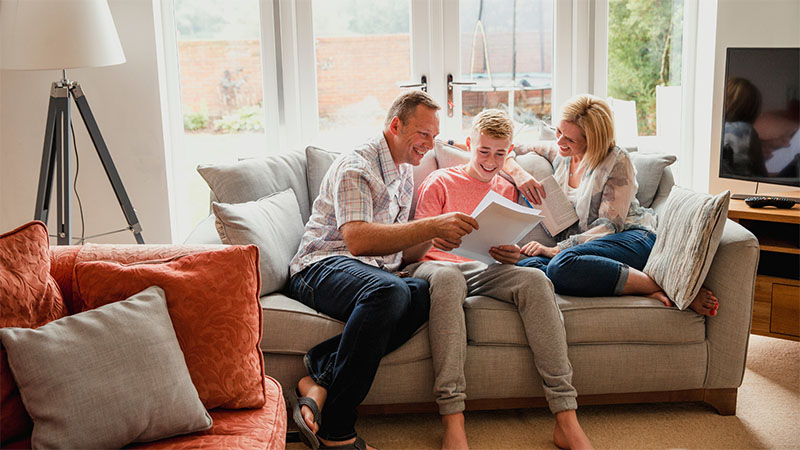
646, 290, 672, 307
689, 287, 719, 316
298, 375, 327, 435
442, 412, 469, 450
553, 410, 593, 450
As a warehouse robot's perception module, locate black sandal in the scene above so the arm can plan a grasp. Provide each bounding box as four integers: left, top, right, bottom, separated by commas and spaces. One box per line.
319, 435, 371, 450
286, 388, 322, 449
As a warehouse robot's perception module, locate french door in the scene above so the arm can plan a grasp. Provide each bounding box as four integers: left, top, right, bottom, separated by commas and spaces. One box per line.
296, 0, 556, 149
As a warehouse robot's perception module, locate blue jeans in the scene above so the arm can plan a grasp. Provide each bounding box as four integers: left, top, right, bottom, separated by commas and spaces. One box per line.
288, 256, 430, 441
517, 228, 656, 296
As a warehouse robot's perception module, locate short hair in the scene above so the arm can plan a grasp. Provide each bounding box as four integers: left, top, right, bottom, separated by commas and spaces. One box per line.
384, 90, 441, 128
560, 94, 615, 170
470, 108, 514, 143
725, 77, 762, 123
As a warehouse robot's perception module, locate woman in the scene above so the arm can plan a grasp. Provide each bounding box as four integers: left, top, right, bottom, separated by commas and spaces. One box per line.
506, 94, 718, 316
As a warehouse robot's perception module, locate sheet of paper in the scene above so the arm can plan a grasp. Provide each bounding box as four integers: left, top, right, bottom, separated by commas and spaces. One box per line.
450, 191, 542, 264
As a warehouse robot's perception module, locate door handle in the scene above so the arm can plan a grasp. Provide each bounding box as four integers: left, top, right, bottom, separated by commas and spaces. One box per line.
398, 75, 427, 92
447, 74, 477, 117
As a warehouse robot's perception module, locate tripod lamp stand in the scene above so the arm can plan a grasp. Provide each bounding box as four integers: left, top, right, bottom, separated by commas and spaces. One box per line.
0, 0, 144, 244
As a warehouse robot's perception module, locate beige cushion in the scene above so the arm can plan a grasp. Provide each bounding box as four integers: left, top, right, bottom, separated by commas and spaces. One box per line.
212, 189, 304, 295
197, 150, 312, 223
644, 187, 731, 310
464, 294, 706, 346
305, 145, 340, 205
0, 286, 212, 449
629, 152, 677, 208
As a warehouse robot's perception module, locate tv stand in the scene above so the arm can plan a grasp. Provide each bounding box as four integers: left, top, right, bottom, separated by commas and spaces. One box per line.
727, 191, 799, 341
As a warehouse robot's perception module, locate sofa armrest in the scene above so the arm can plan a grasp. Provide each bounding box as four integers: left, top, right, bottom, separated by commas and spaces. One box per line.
702, 219, 759, 389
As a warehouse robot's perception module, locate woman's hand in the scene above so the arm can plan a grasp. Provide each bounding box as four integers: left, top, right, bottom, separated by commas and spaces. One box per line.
516, 172, 546, 206
520, 241, 559, 259
489, 245, 522, 264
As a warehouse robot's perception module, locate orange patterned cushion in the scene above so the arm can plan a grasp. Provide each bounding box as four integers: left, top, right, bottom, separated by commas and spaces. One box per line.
0, 221, 67, 444
74, 245, 266, 410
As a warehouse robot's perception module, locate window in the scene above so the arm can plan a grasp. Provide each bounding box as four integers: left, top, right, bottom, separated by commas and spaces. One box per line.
607, 0, 684, 138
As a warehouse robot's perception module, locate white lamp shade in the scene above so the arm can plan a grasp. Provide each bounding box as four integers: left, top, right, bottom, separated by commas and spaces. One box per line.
0, 0, 125, 70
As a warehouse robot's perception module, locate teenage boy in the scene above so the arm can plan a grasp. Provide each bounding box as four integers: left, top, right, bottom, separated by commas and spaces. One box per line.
406, 109, 593, 450
287, 90, 479, 450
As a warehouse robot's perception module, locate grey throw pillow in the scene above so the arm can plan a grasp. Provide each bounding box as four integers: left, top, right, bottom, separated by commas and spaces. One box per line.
0, 286, 212, 450
306, 146, 340, 205
197, 150, 312, 223
212, 189, 305, 295
643, 187, 731, 310
629, 152, 677, 208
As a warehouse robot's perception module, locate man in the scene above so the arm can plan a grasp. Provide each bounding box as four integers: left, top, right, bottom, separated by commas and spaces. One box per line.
406, 109, 593, 450
287, 90, 478, 450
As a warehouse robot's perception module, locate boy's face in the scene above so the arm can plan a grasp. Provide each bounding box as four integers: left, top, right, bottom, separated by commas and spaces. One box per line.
465, 131, 513, 183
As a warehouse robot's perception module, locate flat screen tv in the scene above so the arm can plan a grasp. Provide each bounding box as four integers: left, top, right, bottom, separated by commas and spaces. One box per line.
720, 47, 800, 188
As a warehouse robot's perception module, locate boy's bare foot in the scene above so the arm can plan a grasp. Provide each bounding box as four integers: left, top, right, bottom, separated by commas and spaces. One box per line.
442, 412, 469, 450
553, 410, 593, 450
646, 290, 672, 307
689, 287, 719, 316
298, 375, 327, 435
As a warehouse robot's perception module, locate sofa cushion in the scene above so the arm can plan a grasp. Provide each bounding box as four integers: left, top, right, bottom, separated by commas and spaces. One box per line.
0, 286, 212, 449
74, 245, 266, 410
212, 189, 304, 295
306, 145, 340, 206
125, 375, 287, 450
259, 293, 430, 365
0, 221, 67, 444
197, 150, 312, 223
464, 294, 706, 347
628, 152, 677, 208
644, 187, 731, 310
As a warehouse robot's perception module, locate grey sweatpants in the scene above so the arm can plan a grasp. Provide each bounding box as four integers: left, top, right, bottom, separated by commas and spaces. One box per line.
405, 260, 577, 415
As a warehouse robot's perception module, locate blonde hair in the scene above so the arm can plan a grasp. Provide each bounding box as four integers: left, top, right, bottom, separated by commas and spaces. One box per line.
470, 108, 514, 143
560, 94, 615, 170
384, 90, 441, 128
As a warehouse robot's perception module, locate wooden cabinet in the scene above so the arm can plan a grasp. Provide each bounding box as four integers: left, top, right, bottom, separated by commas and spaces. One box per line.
728, 195, 799, 341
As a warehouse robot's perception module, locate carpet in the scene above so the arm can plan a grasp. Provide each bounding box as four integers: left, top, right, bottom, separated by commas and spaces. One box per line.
288, 334, 800, 449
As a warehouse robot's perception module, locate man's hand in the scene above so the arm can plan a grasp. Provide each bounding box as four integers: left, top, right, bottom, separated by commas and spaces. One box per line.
516, 172, 546, 206
430, 212, 479, 243
520, 241, 559, 259
489, 245, 522, 264
432, 237, 460, 251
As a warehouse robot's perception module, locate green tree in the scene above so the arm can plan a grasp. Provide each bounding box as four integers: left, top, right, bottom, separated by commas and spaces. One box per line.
608, 0, 683, 135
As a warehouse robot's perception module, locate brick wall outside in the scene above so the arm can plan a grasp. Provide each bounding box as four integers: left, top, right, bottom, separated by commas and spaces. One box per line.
177, 30, 551, 122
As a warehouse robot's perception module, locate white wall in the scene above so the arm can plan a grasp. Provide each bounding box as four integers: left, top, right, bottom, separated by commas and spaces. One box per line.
706, 0, 800, 196
0, 0, 173, 243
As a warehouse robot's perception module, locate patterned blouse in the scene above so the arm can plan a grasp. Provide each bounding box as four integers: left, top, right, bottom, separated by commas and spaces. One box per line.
514, 142, 658, 250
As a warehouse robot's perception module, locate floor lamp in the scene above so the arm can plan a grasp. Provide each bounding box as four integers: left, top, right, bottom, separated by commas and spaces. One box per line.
0, 0, 144, 245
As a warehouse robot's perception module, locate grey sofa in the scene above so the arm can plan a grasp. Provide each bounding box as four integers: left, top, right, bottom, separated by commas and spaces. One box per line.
186, 142, 759, 416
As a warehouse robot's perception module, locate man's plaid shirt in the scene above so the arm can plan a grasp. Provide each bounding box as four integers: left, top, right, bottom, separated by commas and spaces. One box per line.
289, 133, 414, 276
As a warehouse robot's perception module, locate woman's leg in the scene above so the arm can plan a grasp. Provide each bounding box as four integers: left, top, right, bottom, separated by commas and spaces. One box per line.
516, 254, 551, 272
546, 229, 654, 296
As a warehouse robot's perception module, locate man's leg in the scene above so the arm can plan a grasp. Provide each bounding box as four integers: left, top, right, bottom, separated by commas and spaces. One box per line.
406, 261, 470, 450
289, 256, 430, 442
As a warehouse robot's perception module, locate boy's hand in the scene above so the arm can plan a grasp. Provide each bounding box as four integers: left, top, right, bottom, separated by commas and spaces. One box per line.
516, 173, 546, 205
432, 237, 460, 251
489, 245, 522, 264
520, 241, 559, 259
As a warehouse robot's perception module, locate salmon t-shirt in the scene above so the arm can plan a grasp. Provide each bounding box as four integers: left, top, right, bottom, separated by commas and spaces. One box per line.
413, 165, 518, 263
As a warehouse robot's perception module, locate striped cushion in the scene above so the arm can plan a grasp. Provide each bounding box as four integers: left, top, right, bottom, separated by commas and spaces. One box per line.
643, 187, 730, 310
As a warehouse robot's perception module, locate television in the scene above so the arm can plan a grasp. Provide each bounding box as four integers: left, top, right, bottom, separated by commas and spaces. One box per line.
719, 47, 800, 188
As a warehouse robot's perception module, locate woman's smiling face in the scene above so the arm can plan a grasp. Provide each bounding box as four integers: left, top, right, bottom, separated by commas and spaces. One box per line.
555, 120, 587, 158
